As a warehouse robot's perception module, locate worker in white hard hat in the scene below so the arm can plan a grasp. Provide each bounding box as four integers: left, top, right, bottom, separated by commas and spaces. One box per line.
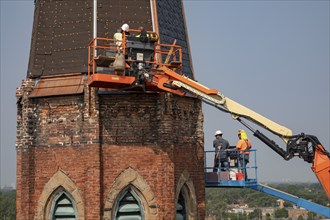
114, 24, 130, 52
121, 23, 130, 38
213, 130, 230, 172
121, 23, 129, 32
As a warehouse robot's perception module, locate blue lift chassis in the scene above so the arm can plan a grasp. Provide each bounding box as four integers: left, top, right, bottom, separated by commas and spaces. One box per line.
204, 149, 330, 217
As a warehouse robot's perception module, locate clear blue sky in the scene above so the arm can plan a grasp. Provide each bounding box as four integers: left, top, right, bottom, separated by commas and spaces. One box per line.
0, 0, 329, 187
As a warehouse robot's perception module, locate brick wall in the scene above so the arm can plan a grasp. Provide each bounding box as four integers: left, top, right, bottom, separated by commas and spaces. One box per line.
16, 80, 205, 219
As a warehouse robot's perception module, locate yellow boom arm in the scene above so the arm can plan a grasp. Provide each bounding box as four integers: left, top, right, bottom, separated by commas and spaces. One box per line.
157, 66, 293, 139
152, 66, 330, 198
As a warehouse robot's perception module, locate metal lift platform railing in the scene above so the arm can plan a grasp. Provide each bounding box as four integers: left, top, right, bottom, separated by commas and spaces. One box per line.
204, 149, 258, 188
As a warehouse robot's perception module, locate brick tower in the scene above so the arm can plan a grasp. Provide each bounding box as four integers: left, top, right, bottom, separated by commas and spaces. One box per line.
16, 0, 205, 219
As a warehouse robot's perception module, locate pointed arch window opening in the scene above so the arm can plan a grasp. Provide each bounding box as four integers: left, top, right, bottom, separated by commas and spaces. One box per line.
50, 190, 77, 220
176, 191, 187, 220
114, 187, 145, 220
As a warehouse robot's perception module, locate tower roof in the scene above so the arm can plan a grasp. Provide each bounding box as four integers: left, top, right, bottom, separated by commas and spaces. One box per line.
28, 0, 194, 79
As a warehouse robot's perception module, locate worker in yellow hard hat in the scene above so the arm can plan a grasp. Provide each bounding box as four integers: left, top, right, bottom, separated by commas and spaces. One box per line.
235, 129, 252, 180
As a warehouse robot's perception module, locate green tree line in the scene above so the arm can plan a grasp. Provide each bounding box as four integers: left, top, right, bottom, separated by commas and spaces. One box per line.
206, 183, 329, 219
0, 190, 16, 219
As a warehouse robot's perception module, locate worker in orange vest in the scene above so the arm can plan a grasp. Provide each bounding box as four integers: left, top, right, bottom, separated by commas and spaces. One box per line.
235, 129, 252, 180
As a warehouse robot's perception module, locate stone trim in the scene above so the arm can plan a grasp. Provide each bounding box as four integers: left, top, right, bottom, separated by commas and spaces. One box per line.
34, 170, 84, 220
176, 170, 198, 220
103, 167, 158, 220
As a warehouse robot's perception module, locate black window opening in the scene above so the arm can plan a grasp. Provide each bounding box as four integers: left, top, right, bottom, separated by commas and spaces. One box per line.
115, 188, 145, 220
176, 192, 187, 220
51, 191, 77, 220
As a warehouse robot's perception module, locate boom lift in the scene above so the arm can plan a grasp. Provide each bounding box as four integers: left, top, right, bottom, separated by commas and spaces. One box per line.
87, 30, 330, 208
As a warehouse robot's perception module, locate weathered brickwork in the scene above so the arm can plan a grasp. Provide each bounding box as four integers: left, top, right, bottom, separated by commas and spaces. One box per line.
16, 79, 205, 219
99, 93, 202, 145
19, 0, 203, 218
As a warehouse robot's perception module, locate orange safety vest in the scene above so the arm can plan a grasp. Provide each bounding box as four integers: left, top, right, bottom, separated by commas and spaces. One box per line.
236, 139, 252, 155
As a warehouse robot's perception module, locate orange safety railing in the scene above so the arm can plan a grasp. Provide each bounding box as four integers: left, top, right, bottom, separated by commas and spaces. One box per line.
87, 37, 121, 81
87, 30, 183, 86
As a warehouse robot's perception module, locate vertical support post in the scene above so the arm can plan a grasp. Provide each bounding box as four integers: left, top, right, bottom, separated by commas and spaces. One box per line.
93, 0, 97, 57
204, 151, 207, 182
150, 0, 156, 32
254, 150, 258, 182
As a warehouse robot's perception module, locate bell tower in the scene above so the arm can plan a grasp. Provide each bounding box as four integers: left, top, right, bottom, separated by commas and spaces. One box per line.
16, 0, 205, 219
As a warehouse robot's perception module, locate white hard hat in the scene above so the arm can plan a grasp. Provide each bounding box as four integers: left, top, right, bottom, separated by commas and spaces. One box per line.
214, 130, 223, 136
121, 23, 129, 32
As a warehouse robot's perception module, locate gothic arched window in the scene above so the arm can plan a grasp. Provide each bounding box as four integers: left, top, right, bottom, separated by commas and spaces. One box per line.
50, 191, 77, 220
114, 188, 144, 220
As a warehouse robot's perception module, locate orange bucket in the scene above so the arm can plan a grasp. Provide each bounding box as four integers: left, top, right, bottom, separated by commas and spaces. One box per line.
236, 172, 244, 180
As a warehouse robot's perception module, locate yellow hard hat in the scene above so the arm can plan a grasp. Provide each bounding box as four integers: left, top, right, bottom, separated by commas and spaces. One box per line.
238, 129, 248, 140
149, 32, 159, 42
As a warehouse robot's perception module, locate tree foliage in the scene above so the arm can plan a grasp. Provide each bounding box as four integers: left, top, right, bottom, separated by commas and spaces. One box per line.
205, 182, 328, 219
248, 209, 262, 219
274, 208, 289, 218
0, 190, 16, 219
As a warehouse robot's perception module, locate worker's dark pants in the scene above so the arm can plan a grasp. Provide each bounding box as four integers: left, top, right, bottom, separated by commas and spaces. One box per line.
213, 158, 229, 172
239, 154, 249, 180
220, 161, 229, 171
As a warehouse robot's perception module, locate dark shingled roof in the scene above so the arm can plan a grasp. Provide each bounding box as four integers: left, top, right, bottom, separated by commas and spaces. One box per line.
156, 0, 194, 79
28, 0, 194, 79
